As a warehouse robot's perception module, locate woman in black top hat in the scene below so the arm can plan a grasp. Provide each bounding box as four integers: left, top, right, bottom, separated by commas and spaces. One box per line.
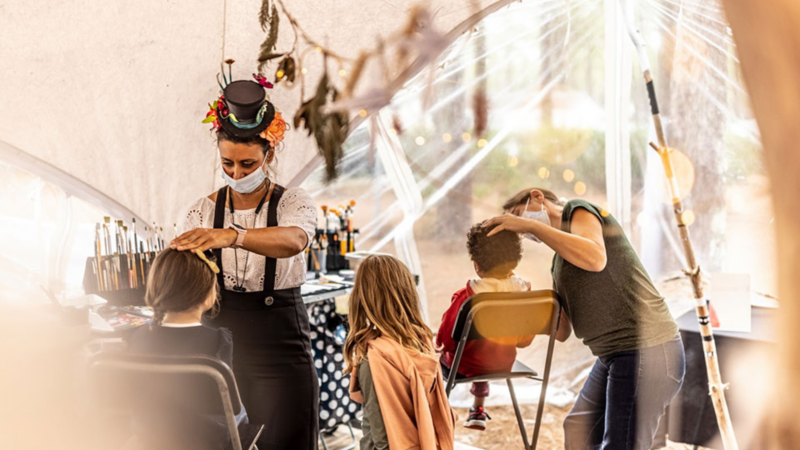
172, 69, 319, 449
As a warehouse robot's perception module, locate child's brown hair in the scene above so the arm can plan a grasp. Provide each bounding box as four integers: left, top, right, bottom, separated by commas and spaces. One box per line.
145, 248, 219, 324
343, 255, 434, 372
467, 223, 522, 276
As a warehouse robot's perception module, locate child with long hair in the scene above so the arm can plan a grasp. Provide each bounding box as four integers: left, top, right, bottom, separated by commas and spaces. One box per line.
345, 255, 456, 450
127, 248, 245, 450
130, 248, 227, 366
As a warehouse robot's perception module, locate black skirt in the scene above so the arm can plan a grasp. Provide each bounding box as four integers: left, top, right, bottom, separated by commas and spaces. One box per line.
207, 287, 319, 450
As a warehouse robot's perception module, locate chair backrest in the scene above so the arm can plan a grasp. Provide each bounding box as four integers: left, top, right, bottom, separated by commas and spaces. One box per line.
88, 352, 243, 416
451, 290, 561, 342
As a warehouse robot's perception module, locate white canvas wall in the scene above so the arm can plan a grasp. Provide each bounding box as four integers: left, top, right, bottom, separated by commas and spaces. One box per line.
0, 0, 499, 227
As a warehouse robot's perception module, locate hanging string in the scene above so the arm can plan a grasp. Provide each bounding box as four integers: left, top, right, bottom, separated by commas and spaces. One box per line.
221, 0, 228, 63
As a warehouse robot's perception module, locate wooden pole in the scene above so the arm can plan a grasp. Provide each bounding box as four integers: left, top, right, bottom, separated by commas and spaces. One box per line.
619, 4, 739, 448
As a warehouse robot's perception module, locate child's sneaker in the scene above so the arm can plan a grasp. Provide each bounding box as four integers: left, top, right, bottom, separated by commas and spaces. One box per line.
464, 406, 491, 430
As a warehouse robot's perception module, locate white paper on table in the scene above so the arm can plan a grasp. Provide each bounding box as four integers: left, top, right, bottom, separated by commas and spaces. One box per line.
708, 273, 751, 333
88, 310, 114, 332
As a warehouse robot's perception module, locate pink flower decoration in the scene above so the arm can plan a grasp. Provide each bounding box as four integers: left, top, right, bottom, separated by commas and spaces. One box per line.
253, 73, 274, 89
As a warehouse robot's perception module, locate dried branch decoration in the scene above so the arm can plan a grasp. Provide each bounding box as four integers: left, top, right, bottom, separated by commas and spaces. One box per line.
294, 70, 349, 181
253, 0, 453, 182
257, 1, 282, 72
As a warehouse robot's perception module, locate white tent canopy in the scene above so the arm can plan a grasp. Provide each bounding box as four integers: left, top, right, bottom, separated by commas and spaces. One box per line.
0, 0, 505, 228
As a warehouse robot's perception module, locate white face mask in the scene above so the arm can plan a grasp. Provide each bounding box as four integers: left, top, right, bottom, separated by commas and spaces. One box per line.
521, 197, 551, 243
221, 159, 267, 194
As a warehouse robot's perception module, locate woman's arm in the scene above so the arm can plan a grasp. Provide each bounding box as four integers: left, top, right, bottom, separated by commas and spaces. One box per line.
483, 209, 607, 272
238, 226, 307, 257
171, 188, 315, 257
170, 226, 307, 258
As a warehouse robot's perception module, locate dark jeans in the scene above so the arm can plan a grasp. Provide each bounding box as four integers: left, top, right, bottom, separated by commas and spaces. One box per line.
564, 335, 685, 450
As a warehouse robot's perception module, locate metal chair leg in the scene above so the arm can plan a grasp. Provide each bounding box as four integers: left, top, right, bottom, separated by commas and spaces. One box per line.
319, 431, 330, 450
507, 378, 532, 450
531, 377, 548, 450
318, 423, 357, 450
339, 423, 357, 450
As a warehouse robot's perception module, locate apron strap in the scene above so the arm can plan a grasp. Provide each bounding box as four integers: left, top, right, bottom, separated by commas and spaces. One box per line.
263, 184, 285, 293
212, 186, 228, 289
211, 184, 286, 294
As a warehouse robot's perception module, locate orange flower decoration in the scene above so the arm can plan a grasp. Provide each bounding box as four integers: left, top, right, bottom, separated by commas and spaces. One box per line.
260, 111, 286, 147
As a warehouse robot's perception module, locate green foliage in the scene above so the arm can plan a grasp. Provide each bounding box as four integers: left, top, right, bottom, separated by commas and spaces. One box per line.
472, 125, 607, 201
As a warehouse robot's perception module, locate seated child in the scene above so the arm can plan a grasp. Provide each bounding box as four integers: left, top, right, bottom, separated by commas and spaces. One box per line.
127, 248, 245, 450
436, 223, 533, 431
345, 255, 457, 450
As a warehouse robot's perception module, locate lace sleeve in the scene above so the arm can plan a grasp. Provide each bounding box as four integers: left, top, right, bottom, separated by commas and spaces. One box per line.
178, 197, 213, 233
278, 187, 317, 249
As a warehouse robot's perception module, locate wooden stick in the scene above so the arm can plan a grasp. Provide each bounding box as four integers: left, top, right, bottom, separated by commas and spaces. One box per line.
643, 71, 739, 450
619, 3, 738, 447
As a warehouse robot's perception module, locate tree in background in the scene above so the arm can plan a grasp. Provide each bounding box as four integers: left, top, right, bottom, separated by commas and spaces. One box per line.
665, 6, 729, 273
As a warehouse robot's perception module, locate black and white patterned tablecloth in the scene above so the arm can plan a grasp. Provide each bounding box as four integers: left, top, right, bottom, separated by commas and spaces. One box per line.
307, 299, 361, 431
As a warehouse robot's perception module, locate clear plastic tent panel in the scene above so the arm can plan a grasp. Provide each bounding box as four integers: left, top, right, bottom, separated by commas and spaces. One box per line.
309, 0, 609, 325
630, 0, 773, 297
303, 122, 404, 254
308, 0, 773, 313
305, 0, 770, 407
0, 161, 110, 302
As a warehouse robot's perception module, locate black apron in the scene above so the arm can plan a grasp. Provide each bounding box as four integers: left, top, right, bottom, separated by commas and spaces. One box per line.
207, 185, 319, 450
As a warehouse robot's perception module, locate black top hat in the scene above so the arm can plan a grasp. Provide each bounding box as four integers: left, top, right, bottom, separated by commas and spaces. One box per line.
219, 80, 276, 139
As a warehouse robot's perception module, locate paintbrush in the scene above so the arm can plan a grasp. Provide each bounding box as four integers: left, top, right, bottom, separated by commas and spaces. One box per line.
131, 219, 139, 287
139, 241, 146, 285
116, 220, 124, 255
123, 225, 133, 288
152, 222, 158, 252
95, 223, 104, 291
132, 218, 138, 253
91, 260, 100, 293
103, 217, 112, 256
112, 251, 120, 290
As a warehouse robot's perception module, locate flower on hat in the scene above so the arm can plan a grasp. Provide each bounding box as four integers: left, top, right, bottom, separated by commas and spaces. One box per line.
202, 95, 228, 130
253, 73, 274, 89
260, 111, 286, 147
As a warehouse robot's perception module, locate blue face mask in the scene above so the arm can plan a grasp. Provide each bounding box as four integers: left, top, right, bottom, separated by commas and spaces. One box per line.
221, 160, 267, 194
521, 197, 551, 243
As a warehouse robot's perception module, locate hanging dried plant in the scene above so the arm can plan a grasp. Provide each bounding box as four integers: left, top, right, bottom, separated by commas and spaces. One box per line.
257, 4, 281, 73
248, 0, 457, 182
473, 88, 488, 137
276, 56, 296, 83
294, 72, 350, 182
395, 6, 424, 74
344, 51, 369, 98
392, 113, 403, 135
259, 0, 271, 31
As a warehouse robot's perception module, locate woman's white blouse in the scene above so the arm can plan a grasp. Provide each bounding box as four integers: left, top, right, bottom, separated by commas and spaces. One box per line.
179, 187, 316, 292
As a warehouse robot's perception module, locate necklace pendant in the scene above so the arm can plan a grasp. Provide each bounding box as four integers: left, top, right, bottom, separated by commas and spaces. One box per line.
232, 285, 247, 292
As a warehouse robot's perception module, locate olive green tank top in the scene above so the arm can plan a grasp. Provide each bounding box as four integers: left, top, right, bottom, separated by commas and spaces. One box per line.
551, 199, 678, 357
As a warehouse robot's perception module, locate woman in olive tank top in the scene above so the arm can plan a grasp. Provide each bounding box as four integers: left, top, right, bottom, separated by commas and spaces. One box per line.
484, 188, 685, 450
